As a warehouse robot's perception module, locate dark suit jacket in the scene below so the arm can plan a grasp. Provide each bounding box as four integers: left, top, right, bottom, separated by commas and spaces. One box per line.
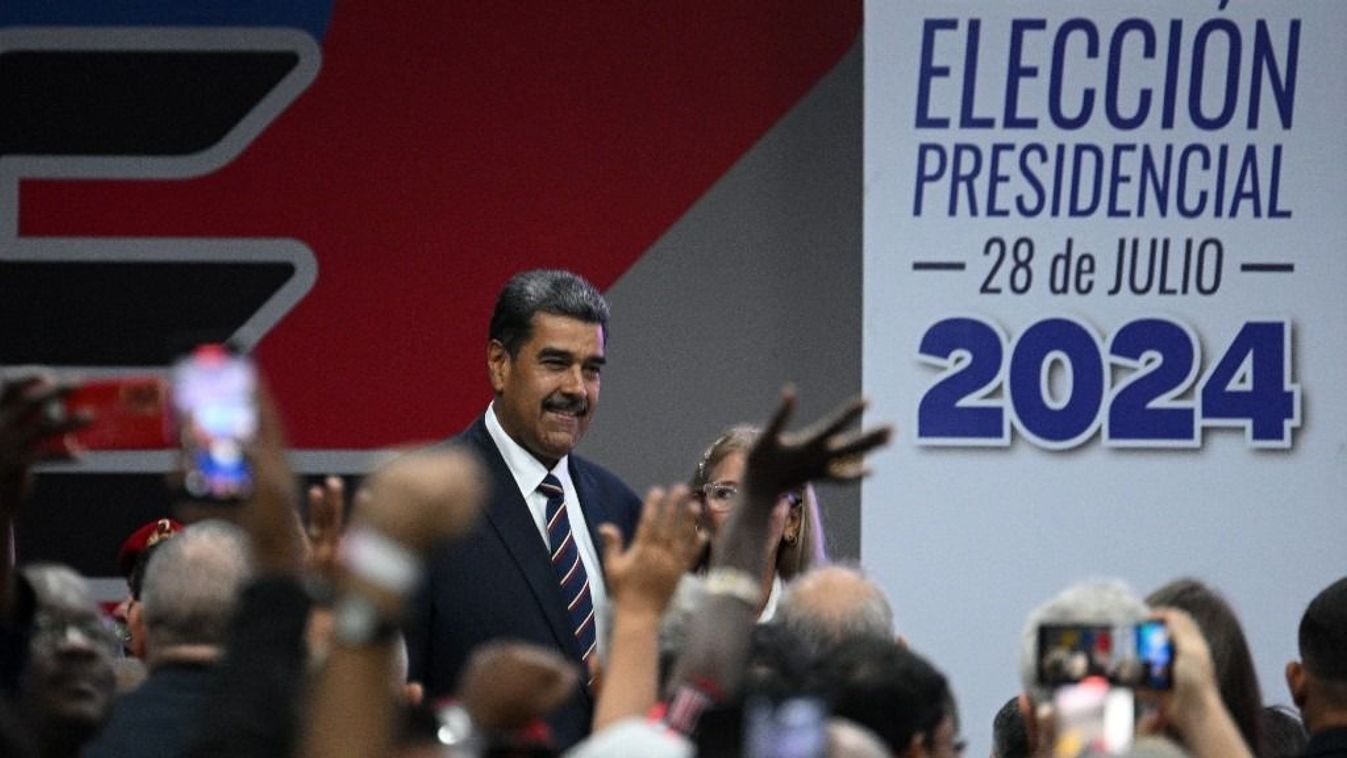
84, 662, 214, 758
1304, 727, 1347, 758
406, 415, 641, 750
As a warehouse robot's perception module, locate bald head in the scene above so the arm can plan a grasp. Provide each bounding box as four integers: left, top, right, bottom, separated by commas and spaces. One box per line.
777, 565, 895, 656
140, 520, 252, 653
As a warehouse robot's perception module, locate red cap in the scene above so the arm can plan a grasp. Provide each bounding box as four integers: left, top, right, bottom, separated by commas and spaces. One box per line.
116, 518, 183, 577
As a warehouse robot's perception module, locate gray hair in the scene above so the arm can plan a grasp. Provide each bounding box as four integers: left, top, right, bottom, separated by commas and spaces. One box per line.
488, 269, 610, 356
22, 563, 96, 612
777, 565, 894, 657
658, 575, 708, 688
1018, 578, 1149, 701
141, 520, 253, 651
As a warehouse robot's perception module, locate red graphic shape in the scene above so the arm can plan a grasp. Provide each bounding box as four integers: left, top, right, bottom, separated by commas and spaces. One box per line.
20, 1, 859, 448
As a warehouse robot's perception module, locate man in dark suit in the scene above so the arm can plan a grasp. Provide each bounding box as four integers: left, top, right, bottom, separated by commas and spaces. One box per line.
407, 269, 641, 749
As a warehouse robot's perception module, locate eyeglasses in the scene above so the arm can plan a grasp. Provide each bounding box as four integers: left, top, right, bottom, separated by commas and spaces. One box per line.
695, 482, 803, 512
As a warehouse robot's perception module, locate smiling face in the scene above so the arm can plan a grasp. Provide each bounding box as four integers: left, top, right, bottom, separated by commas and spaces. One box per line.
21, 571, 117, 742
489, 312, 605, 468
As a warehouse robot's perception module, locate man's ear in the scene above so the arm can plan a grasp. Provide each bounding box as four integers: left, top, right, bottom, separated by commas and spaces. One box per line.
904, 731, 926, 758
128, 600, 148, 660
1287, 660, 1308, 709
487, 340, 509, 394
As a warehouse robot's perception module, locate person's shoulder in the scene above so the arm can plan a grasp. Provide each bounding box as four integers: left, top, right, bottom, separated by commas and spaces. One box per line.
443, 414, 489, 447
571, 455, 639, 502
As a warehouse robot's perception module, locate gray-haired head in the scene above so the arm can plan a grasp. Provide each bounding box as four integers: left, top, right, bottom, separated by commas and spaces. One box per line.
1018, 578, 1149, 701
23, 563, 97, 617
19, 564, 117, 746
657, 575, 708, 689
140, 520, 253, 652
777, 564, 895, 658
489, 269, 610, 357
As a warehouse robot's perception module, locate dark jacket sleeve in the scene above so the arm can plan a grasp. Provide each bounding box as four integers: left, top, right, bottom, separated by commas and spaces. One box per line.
0, 576, 35, 698
186, 575, 312, 758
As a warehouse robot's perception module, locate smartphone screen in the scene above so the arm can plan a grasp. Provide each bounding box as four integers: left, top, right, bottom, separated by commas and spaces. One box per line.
1136, 620, 1174, 690
1038, 624, 1119, 686
38, 377, 172, 454
171, 345, 257, 501
744, 696, 826, 758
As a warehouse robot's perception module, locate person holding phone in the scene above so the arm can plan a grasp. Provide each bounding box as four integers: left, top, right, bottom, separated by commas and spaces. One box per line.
405, 269, 642, 751
1015, 579, 1252, 758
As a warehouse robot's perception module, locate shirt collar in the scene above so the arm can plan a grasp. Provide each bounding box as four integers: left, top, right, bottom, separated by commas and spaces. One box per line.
485, 402, 572, 495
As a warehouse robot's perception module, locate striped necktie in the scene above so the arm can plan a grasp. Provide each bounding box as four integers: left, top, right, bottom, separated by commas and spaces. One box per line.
538, 473, 597, 674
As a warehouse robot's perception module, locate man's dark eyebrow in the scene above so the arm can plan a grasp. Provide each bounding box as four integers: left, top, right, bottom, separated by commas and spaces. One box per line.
537, 347, 605, 366
537, 347, 573, 359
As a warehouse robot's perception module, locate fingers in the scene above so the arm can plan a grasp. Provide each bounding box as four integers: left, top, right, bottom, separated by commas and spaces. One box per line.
655, 485, 691, 536
636, 485, 697, 543
634, 486, 667, 544
0, 375, 54, 411
1, 380, 84, 466
805, 394, 868, 443
307, 476, 345, 539
0, 379, 64, 431
760, 385, 798, 443
597, 523, 624, 566
822, 426, 894, 480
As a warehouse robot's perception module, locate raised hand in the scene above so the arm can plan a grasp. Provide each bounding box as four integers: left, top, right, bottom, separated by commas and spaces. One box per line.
173, 379, 308, 573
599, 485, 704, 618
0, 375, 87, 518
353, 447, 486, 556
305, 476, 347, 580
743, 387, 893, 506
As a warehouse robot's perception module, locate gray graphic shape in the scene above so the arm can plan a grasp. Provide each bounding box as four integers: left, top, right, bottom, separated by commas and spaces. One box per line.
584, 41, 864, 557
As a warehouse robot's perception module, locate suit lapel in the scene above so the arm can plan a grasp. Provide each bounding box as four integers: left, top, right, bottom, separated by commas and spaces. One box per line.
569, 458, 612, 574
466, 418, 579, 659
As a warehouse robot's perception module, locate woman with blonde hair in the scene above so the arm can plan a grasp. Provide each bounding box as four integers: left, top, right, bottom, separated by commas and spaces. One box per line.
689, 425, 828, 620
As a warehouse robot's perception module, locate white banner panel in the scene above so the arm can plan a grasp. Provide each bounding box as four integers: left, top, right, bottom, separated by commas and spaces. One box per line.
864, 1, 1347, 752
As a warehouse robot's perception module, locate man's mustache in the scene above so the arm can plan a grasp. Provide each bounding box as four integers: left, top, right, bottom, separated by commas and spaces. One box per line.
543, 394, 588, 416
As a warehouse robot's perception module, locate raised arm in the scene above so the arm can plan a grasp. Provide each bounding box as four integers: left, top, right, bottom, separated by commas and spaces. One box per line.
666, 389, 891, 711
301, 447, 485, 758
592, 484, 703, 731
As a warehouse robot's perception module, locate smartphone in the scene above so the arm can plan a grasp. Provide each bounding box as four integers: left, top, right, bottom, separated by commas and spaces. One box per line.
1038, 622, 1173, 689
171, 345, 257, 501
38, 377, 172, 454
744, 696, 827, 758
1135, 619, 1174, 690
1038, 624, 1121, 686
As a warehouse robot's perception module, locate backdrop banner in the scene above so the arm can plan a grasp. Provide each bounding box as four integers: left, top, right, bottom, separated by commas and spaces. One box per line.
863, 1, 1347, 751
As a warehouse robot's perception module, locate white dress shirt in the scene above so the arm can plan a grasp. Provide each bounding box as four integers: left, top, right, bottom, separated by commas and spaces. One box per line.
485, 403, 610, 658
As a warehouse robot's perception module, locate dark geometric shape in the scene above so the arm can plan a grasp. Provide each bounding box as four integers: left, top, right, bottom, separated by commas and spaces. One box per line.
17, 473, 174, 577
0, 50, 297, 155
0, 260, 296, 365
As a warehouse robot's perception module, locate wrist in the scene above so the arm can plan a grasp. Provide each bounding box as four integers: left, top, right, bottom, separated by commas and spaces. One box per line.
1173, 687, 1227, 733
612, 604, 663, 629
339, 524, 420, 596
705, 566, 763, 608
330, 590, 401, 647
